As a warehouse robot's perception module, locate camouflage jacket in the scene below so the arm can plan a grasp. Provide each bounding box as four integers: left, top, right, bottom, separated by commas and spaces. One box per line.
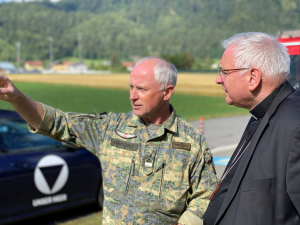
30, 104, 217, 225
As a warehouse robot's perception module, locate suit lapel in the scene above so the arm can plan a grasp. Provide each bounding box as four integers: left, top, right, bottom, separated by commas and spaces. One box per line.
214, 114, 269, 224
214, 82, 295, 225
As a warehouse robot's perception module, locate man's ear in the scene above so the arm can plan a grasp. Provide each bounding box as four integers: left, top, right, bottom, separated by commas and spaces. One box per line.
248, 67, 262, 91
163, 85, 175, 100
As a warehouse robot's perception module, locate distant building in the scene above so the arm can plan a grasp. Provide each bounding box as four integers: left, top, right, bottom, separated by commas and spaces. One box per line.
122, 61, 135, 71
50, 61, 88, 73
103, 60, 112, 66
68, 63, 88, 72
51, 61, 73, 71
24, 61, 43, 71
63, 61, 73, 66
211, 63, 218, 70
0, 62, 16, 73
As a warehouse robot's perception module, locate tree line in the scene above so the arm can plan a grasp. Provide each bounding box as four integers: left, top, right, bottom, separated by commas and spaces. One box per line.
0, 0, 299, 70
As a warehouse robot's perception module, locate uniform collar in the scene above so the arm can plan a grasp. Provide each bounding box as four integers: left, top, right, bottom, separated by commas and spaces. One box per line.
162, 104, 177, 133
117, 105, 178, 142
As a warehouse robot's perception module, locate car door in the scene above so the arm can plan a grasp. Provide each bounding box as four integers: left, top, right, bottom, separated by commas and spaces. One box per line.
0, 151, 12, 220
0, 117, 102, 223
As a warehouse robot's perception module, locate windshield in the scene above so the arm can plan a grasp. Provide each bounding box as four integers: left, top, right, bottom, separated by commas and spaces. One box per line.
288, 55, 300, 88
0, 118, 67, 152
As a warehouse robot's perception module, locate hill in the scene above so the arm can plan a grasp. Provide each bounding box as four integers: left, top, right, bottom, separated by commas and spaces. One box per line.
0, 0, 299, 64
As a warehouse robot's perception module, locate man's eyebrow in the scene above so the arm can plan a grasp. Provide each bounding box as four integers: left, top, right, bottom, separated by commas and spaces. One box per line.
128, 83, 146, 89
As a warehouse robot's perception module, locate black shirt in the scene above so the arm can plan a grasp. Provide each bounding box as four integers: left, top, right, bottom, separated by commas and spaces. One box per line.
203, 84, 283, 225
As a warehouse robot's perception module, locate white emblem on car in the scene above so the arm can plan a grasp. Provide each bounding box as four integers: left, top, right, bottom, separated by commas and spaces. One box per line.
34, 155, 69, 195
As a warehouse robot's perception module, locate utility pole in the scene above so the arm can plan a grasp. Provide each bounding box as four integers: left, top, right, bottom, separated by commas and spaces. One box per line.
15, 41, 21, 70
48, 36, 53, 67
77, 32, 82, 64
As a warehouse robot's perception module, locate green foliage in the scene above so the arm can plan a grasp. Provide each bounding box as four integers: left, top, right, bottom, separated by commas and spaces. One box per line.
0, 0, 299, 62
0, 82, 247, 121
90, 63, 110, 70
191, 57, 203, 71
110, 52, 127, 71
203, 56, 213, 70
110, 66, 128, 72
110, 52, 121, 68
181, 53, 194, 70
0, 39, 15, 61
162, 53, 194, 70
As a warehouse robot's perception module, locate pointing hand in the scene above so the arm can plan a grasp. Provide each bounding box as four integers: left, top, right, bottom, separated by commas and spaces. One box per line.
0, 75, 20, 102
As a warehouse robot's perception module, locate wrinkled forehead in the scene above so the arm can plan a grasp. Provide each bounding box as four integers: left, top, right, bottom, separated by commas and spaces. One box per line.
220, 46, 235, 68
130, 59, 161, 78
130, 61, 163, 89
130, 63, 154, 83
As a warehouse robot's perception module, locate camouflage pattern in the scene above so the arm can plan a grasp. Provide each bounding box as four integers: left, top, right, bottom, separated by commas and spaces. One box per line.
30, 104, 217, 224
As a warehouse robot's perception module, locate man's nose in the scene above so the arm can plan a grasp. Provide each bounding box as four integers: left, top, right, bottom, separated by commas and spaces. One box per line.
130, 88, 138, 101
216, 74, 223, 84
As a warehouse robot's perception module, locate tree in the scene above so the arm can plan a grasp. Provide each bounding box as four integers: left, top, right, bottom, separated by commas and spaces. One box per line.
110, 52, 121, 68
191, 57, 202, 71
203, 55, 212, 70
162, 53, 194, 70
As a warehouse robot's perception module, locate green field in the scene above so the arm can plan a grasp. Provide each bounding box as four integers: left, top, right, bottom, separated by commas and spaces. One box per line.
0, 82, 247, 121
58, 211, 102, 225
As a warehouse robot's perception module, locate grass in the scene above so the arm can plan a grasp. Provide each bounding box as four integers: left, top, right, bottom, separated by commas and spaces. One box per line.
58, 211, 102, 225
0, 82, 247, 121
170, 93, 247, 120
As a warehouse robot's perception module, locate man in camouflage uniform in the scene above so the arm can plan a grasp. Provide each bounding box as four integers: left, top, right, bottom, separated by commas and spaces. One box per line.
0, 57, 217, 224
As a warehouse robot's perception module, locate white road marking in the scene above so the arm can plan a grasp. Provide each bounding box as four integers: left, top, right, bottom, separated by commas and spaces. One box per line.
211, 144, 238, 153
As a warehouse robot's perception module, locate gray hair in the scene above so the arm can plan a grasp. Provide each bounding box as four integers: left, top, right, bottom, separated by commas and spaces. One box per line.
222, 32, 290, 85
135, 57, 177, 90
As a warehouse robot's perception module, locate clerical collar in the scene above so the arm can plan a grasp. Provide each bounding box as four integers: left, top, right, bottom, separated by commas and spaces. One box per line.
250, 82, 285, 120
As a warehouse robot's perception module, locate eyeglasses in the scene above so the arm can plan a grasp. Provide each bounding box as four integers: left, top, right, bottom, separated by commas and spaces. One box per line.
218, 67, 250, 83
218, 67, 250, 77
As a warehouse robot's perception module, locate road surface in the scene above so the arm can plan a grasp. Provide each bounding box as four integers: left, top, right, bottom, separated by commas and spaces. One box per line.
189, 115, 251, 178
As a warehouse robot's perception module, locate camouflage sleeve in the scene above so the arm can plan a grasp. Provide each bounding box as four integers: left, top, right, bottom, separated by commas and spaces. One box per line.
179, 135, 217, 223
178, 210, 204, 225
29, 103, 112, 155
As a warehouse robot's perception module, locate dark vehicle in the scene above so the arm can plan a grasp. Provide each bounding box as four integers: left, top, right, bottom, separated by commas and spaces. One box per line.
277, 30, 300, 89
0, 110, 103, 224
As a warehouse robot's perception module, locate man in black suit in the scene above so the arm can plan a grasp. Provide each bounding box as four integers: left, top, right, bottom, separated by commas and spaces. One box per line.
203, 32, 300, 225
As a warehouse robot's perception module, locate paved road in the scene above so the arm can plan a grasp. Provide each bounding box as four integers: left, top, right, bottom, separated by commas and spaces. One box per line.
189, 115, 251, 178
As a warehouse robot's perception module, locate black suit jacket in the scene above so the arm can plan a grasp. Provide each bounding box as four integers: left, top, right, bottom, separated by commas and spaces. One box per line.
215, 82, 300, 225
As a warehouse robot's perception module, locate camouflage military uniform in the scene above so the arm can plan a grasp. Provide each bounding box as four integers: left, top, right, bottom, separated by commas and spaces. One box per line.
30, 104, 217, 225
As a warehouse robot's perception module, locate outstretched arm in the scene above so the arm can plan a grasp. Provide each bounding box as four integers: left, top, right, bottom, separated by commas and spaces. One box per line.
0, 75, 44, 129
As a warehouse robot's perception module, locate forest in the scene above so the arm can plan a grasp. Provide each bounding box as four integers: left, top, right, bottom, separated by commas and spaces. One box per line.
0, 0, 299, 68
